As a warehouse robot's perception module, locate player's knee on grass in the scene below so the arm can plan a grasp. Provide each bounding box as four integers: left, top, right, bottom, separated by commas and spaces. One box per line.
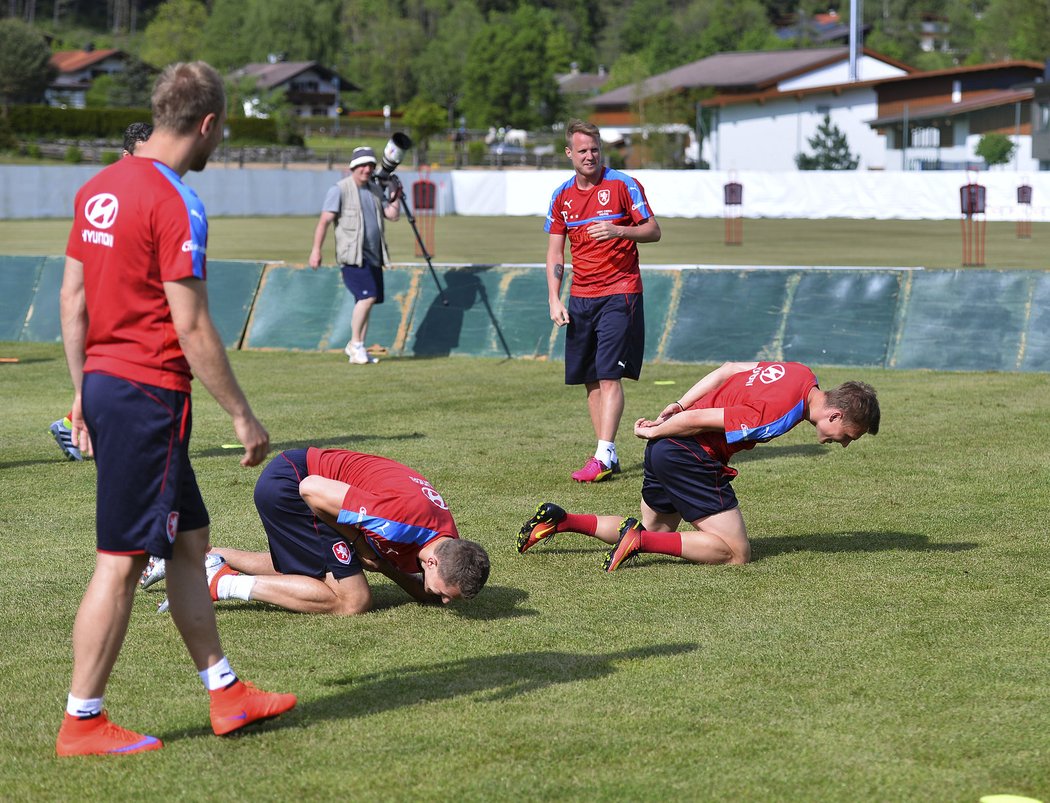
329, 574, 372, 616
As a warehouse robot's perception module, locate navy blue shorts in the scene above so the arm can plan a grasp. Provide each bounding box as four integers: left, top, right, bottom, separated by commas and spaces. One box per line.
641, 438, 739, 523
565, 293, 644, 385
82, 372, 209, 558
340, 263, 384, 304
254, 449, 363, 579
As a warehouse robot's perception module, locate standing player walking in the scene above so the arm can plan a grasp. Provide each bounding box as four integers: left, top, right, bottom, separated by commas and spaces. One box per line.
545, 119, 661, 483
56, 62, 295, 757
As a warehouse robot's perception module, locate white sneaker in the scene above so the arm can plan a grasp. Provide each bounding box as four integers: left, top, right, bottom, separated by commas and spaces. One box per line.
155, 553, 227, 614
349, 347, 377, 365
140, 556, 166, 589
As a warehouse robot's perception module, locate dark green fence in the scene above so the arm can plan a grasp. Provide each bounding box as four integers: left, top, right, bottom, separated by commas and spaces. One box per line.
4, 257, 1048, 371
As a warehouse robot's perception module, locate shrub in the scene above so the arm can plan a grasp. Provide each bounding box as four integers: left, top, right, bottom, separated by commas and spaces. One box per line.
24, 142, 41, 158
101, 151, 120, 165
64, 145, 83, 164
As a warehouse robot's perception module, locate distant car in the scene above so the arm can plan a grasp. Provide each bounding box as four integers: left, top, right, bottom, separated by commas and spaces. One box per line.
489, 143, 527, 157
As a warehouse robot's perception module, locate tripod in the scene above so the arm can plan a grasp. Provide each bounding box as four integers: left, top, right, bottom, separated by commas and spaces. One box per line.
386, 178, 448, 306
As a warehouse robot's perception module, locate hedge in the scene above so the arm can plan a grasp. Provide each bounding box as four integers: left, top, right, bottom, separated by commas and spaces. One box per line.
6, 106, 279, 144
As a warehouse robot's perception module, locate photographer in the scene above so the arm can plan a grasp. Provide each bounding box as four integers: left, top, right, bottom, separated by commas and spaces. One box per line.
309, 145, 401, 365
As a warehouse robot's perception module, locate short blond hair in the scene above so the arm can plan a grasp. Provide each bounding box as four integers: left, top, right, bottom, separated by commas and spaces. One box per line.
565, 119, 600, 146
152, 61, 225, 135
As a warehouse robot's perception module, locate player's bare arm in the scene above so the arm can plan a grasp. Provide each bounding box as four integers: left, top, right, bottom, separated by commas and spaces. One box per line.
656, 361, 760, 422
586, 216, 662, 244
546, 233, 570, 326
58, 256, 94, 457
634, 407, 726, 440
308, 211, 337, 269
165, 277, 269, 466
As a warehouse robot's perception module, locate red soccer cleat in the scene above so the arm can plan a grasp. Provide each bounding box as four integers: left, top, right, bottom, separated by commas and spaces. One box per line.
603, 517, 643, 572
209, 680, 297, 736
56, 711, 163, 757
517, 502, 567, 553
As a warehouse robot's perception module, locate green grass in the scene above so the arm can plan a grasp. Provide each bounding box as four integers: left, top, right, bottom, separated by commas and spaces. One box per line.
2, 344, 1050, 800
3, 215, 1050, 270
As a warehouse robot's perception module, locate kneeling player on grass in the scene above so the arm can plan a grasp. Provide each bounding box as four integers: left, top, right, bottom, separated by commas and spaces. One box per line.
144, 448, 490, 613
517, 361, 880, 571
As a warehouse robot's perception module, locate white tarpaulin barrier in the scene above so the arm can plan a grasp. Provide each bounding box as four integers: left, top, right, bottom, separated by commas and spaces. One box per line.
4, 164, 1050, 221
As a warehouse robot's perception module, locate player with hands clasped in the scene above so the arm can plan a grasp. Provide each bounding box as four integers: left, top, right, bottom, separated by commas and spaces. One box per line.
309, 145, 400, 365
544, 119, 661, 483
55, 62, 295, 758
518, 361, 880, 571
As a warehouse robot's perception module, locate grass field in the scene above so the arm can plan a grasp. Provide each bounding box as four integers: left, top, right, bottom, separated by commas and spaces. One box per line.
2, 344, 1050, 800
2, 215, 1049, 270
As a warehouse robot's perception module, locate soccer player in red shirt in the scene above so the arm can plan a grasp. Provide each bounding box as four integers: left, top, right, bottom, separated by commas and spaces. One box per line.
55, 62, 295, 757
143, 448, 490, 614
545, 119, 661, 483
518, 361, 880, 571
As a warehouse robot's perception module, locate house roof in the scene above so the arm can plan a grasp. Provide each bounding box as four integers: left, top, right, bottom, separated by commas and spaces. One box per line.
230, 61, 359, 92
50, 49, 124, 74
867, 87, 1033, 126
586, 47, 912, 108
557, 70, 610, 95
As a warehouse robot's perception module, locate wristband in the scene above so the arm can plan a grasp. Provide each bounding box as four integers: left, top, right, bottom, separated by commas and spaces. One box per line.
673, 400, 685, 411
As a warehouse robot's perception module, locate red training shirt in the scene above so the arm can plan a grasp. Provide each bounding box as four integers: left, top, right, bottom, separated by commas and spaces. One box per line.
544, 166, 654, 297
66, 157, 209, 393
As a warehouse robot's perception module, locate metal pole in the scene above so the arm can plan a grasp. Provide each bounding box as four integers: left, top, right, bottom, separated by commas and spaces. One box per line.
902, 103, 909, 171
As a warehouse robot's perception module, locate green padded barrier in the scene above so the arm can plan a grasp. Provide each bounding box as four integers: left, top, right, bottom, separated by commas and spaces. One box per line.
0, 256, 44, 341
492, 268, 553, 358
206, 261, 265, 348
21, 256, 65, 342
893, 270, 1030, 371
1020, 273, 1050, 372
410, 267, 516, 358
641, 271, 676, 363
246, 266, 345, 350
664, 270, 792, 363
782, 271, 901, 367
323, 267, 417, 354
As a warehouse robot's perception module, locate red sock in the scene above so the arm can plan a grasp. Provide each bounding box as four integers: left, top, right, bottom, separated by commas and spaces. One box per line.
557, 513, 597, 536
639, 530, 682, 557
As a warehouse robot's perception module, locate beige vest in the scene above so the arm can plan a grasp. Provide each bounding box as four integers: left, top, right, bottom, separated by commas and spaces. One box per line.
333, 176, 390, 267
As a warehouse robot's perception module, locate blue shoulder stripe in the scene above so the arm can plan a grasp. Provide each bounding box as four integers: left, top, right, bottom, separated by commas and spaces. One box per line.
336, 509, 441, 547
544, 175, 577, 233
725, 399, 805, 444
603, 167, 650, 219
151, 161, 207, 278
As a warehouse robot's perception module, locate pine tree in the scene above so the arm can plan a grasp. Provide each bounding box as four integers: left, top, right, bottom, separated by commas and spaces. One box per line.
795, 114, 860, 170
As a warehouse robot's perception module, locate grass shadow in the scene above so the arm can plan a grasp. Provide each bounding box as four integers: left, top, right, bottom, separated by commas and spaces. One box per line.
732, 443, 828, 462
159, 643, 699, 742
751, 530, 978, 559
308, 642, 700, 721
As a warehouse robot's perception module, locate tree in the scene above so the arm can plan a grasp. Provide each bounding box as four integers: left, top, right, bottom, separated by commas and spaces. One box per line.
0, 18, 54, 114
84, 55, 153, 107
795, 114, 860, 170
975, 133, 1016, 168
461, 5, 563, 129
401, 95, 447, 164
413, 0, 484, 127
141, 0, 207, 68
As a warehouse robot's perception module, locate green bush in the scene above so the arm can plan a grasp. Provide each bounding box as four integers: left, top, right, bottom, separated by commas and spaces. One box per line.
64, 145, 83, 164
4, 105, 282, 145
101, 151, 120, 165
24, 142, 41, 158
468, 140, 486, 165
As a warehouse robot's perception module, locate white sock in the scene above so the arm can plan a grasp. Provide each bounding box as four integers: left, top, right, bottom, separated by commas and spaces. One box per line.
199, 657, 237, 691
596, 440, 616, 466
217, 573, 256, 602
66, 694, 103, 718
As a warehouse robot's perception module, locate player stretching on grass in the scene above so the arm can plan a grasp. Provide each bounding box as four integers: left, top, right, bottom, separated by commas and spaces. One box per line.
517, 361, 880, 570
545, 119, 661, 483
56, 62, 295, 757
142, 448, 490, 614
